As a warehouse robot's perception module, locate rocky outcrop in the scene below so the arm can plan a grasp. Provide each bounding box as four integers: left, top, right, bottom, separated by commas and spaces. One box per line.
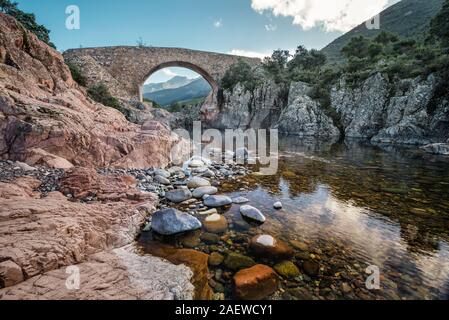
205, 81, 286, 130
331, 73, 449, 145
0, 12, 186, 169
276, 82, 340, 137
0, 245, 195, 300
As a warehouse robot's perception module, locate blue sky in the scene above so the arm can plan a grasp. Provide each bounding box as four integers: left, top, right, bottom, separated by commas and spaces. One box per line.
15, 0, 398, 83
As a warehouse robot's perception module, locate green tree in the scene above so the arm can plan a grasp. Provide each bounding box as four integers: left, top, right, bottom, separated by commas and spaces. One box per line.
221, 59, 263, 91
262, 49, 290, 83
429, 0, 449, 47
0, 0, 55, 48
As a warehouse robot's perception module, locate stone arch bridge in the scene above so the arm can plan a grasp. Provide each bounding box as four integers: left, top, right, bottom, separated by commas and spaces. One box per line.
63, 46, 260, 105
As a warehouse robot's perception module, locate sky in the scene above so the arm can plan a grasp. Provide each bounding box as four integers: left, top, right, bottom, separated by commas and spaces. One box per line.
15, 0, 399, 83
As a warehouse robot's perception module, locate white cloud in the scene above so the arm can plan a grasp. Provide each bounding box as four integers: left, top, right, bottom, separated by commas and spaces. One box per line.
213, 19, 223, 28
265, 23, 277, 31
161, 68, 178, 78
228, 49, 270, 60
251, 0, 391, 32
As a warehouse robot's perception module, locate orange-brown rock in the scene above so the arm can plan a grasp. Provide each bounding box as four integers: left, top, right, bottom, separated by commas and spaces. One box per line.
234, 264, 278, 300
0, 12, 187, 169
249, 235, 294, 261
60, 166, 153, 201
203, 213, 228, 234
139, 241, 213, 300
0, 175, 157, 285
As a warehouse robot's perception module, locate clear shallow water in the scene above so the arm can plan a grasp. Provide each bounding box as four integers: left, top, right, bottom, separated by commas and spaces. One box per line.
142, 137, 449, 300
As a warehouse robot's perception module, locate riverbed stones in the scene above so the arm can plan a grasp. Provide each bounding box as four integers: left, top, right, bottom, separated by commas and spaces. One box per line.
232, 196, 249, 204
301, 260, 320, 277
240, 205, 266, 223
199, 208, 218, 216
187, 177, 211, 189
234, 264, 278, 300
289, 240, 309, 252
224, 253, 256, 270
273, 201, 283, 209
150, 208, 201, 235
274, 261, 300, 279
208, 252, 224, 266
165, 189, 192, 203
192, 186, 218, 198
154, 169, 170, 178
200, 232, 220, 244
203, 213, 228, 233
249, 235, 294, 260
154, 175, 170, 185
204, 195, 233, 207
188, 159, 205, 168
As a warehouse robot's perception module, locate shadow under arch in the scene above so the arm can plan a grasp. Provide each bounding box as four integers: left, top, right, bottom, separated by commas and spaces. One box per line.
138, 61, 218, 103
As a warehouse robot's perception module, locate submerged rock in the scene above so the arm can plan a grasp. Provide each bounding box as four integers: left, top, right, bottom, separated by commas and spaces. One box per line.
150, 208, 201, 235
203, 213, 228, 234
232, 196, 250, 204
204, 195, 233, 207
165, 189, 192, 203
224, 252, 256, 271
301, 260, 320, 277
274, 261, 300, 279
234, 264, 278, 300
208, 252, 224, 266
249, 235, 293, 260
200, 232, 220, 244
240, 205, 266, 223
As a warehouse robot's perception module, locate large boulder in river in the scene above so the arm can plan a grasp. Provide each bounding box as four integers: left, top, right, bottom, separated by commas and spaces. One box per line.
192, 186, 218, 198
420, 143, 449, 155
240, 205, 266, 223
151, 208, 201, 235
165, 189, 192, 203
249, 235, 293, 260
234, 264, 278, 300
204, 195, 232, 207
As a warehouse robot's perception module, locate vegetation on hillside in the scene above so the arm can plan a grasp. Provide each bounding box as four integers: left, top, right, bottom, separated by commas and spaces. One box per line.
66, 62, 87, 87
321, 0, 445, 65
87, 84, 125, 112
0, 0, 55, 48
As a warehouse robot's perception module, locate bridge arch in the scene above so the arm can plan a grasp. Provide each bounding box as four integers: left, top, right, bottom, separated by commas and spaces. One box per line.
138, 61, 218, 103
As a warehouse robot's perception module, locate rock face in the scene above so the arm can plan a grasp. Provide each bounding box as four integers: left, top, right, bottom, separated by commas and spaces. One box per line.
233, 264, 278, 300
205, 80, 287, 130
150, 208, 202, 235
331, 73, 449, 145
276, 82, 340, 137
0, 245, 195, 300
0, 172, 157, 287
0, 12, 187, 169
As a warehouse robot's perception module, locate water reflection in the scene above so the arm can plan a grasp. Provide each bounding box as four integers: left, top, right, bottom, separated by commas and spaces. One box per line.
223, 136, 449, 299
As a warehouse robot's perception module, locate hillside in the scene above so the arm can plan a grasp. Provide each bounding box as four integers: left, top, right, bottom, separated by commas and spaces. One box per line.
144, 77, 211, 106
142, 75, 193, 94
322, 0, 445, 65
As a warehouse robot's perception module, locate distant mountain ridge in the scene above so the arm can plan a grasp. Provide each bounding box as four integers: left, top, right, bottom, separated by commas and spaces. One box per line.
322, 0, 445, 65
144, 77, 211, 106
143, 75, 194, 94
